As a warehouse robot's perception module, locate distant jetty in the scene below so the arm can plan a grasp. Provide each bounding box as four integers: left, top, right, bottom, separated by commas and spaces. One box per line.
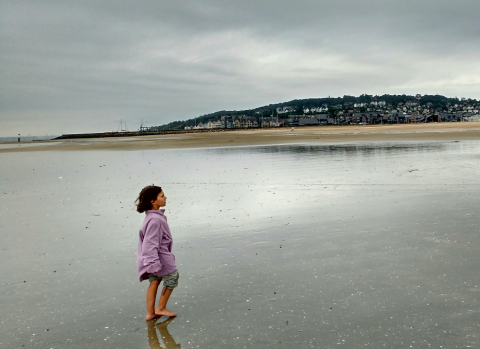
54, 128, 242, 140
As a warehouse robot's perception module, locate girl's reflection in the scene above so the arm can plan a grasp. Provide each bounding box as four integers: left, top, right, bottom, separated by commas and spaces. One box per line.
147, 317, 181, 349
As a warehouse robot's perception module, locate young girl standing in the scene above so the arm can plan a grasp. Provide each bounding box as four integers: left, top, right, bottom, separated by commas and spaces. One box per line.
136, 185, 179, 321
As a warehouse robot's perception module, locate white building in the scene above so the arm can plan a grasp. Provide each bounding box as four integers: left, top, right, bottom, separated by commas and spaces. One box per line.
276, 106, 295, 114
354, 103, 367, 108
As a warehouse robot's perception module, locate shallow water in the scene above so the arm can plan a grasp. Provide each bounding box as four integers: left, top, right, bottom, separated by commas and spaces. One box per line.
1, 141, 479, 348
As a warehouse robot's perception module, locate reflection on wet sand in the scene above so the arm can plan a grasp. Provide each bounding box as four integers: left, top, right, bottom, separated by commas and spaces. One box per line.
147, 318, 181, 349
1, 141, 480, 348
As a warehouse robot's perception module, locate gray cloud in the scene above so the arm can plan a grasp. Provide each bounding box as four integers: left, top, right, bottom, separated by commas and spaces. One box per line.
1, 0, 479, 136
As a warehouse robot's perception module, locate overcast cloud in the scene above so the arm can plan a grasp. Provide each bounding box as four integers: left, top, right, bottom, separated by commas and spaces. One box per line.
1, 0, 479, 136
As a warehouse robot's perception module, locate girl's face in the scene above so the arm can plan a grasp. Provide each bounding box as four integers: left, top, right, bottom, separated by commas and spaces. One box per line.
151, 190, 167, 210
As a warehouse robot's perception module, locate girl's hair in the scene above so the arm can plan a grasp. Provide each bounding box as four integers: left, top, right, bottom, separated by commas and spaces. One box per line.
135, 185, 162, 213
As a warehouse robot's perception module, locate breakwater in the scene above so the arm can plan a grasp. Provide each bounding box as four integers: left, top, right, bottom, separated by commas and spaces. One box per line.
53, 128, 259, 140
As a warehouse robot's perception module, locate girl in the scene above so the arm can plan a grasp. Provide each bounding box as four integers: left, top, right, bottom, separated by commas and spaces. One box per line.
136, 185, 179, 321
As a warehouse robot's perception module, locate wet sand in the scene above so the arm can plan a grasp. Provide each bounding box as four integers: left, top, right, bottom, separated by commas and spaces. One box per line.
1, 140, 480, 348
1, 122, 480, 152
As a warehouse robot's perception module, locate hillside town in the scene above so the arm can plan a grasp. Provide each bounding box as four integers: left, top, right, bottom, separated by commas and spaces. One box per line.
183, 94, 480, 130
54, 95, 480, 140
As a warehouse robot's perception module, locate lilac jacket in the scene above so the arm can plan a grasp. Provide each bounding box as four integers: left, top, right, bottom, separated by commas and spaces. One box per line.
137, 209, 177, 282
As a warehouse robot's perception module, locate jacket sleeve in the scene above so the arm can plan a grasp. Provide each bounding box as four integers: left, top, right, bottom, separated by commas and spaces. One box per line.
141, 219, 164, 274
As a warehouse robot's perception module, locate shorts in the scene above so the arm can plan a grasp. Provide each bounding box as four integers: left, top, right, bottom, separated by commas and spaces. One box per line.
148, 270, 179, 289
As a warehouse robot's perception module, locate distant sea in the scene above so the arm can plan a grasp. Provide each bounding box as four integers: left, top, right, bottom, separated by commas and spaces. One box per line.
0, 135, 58, 142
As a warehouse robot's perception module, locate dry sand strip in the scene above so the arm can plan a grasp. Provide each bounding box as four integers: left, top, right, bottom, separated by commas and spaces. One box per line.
2, 123, 480, 152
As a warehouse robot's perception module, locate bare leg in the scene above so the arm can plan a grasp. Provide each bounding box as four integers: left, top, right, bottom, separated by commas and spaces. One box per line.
146, 280, 160, 321
155, 287, 177, 317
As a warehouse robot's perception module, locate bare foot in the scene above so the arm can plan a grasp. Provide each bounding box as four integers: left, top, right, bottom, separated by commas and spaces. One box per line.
145, 313, 158, 321
154, 307, 177, 317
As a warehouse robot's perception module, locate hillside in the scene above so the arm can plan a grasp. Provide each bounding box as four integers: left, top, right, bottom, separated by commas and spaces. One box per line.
149, 94, 480, 131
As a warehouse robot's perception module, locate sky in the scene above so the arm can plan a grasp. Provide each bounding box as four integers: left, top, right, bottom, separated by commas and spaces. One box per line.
1, 0, 480, 136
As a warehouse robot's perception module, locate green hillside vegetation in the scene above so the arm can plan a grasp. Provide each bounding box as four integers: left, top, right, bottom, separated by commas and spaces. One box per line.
149, 94, 479, 131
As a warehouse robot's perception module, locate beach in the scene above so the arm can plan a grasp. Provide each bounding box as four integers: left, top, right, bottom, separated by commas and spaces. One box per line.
1, 127, 480, 348
1, 122, 480, 152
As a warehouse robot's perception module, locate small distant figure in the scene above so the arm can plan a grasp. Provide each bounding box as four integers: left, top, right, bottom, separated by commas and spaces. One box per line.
136, 185, 179, 321
291, 127, 294, 131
